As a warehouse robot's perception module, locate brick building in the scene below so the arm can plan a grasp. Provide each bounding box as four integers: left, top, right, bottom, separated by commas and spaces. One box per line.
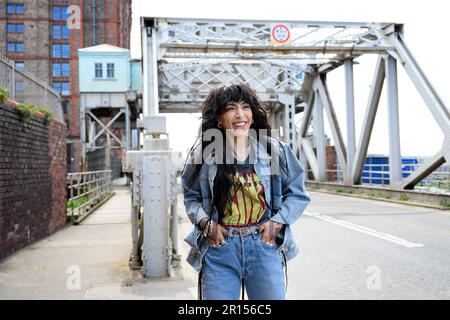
0, 0, 133, 172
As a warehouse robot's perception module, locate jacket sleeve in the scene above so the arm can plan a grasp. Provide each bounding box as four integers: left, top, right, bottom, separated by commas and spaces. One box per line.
181, 157, 209, 226
270, 144, 311, 225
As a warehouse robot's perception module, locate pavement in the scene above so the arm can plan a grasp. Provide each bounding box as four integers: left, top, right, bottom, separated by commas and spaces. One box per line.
0, 178, 198, 300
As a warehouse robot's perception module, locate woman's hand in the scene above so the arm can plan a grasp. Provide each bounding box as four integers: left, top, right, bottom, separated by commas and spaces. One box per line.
257, 221, 284, 245
199, 218, 229, 246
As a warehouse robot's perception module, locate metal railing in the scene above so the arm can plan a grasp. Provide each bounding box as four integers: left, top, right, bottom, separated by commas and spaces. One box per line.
67, 170, 113, 223
0, 53, 63, 121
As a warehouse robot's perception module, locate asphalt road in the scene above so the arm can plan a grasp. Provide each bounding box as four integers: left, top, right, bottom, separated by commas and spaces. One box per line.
286, 192, 450, 299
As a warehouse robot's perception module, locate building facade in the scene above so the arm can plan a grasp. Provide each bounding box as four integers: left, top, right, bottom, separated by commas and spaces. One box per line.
0, 0, 133, 172
78, 44, 139, 178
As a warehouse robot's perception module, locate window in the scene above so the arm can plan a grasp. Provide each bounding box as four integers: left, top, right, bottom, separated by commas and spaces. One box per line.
7, 43, 15, 52
7, 42, 24, 53
61, 44, 70, 58
52, 44, 70, 58
52, 25, 61, 39
62, 82, 70, 95
52, 25, 69, 39
95, 63, 103, 78
61, 25, 69, 39
16, 4, 24, 14
53, 63, 70, 77
52, 82, 70, 95
7, 4, 24, 14
52, 6, 68, 20
53, 63, 61, 77
15, 62, 25, 71
7, 23, 24, 33
106, 63, 115, 78
16, 43, 24, 52
52, 82, 62, 92
62, 63, 70, 77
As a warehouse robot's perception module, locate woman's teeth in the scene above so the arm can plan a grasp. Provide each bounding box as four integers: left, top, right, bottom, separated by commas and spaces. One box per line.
233, 122, 247, 128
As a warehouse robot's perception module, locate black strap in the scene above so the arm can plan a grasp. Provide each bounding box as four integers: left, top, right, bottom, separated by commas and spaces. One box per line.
271, 172, 288, 294
198, 268, 203, 300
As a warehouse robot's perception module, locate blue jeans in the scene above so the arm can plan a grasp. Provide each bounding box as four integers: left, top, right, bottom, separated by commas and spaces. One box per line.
201, 227, 286, 300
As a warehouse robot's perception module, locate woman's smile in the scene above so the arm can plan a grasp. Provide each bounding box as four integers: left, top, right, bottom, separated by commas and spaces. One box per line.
232, 121, 248, 130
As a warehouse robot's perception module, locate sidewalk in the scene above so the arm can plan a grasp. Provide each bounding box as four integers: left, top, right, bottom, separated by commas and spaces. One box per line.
0, 180, 198, 300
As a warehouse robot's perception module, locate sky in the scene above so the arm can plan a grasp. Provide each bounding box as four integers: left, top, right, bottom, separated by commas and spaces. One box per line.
129, 0, 449, 158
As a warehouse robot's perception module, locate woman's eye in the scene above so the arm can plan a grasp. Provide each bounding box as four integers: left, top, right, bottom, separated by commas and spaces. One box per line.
243, 105, 250, 109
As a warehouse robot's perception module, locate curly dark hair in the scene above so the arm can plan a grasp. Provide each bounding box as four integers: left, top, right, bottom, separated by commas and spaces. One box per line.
185, 82, 283, 220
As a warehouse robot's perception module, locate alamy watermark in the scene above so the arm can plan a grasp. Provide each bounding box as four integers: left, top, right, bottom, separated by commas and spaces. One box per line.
66, 5, 81, 30
66, 265, 81, 290
366, 265, 382, 290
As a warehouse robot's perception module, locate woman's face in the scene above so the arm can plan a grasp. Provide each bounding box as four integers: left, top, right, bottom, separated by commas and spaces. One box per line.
218, 101, 254, 136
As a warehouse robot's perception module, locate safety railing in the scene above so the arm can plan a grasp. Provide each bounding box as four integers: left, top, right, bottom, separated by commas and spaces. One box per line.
0, 53, 63, 121
67, 170, 113, 223
309, 162, 449, 194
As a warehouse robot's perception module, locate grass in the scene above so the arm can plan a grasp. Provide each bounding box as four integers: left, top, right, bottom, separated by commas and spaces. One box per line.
439, 200, 450, 207
16, 103, 54, 124
67, 196, 89, 209
399, 194, 410, 201
336, 188, 353, 194
0, 87, 9, 104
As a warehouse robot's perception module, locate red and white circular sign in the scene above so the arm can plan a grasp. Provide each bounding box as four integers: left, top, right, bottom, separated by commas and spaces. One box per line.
271, 24, 291, 44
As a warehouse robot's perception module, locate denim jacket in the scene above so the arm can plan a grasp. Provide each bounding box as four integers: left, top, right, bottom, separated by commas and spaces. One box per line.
181, 137, 311, 272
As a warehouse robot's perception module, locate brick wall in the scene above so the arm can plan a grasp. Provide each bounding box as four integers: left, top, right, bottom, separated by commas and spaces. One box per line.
0, 102, 67, 261
326, 146, 337, 182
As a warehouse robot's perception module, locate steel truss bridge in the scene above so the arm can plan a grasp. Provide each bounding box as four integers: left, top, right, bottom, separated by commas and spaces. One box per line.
140, 17, 449, 190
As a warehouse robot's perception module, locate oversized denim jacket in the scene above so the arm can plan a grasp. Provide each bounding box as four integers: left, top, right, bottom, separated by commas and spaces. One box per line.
181, 137, 311, 272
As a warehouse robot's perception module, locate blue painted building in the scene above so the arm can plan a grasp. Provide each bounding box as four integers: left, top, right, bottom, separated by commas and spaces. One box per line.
78, 44, 142, 176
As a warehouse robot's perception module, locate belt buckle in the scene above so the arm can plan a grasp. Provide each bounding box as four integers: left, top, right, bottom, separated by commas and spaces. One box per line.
238, 227, 251, 236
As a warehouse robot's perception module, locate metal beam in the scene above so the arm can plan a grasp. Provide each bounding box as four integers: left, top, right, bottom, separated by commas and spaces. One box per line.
352, 56, 385, 184
279, 94, 296, 149
344, 59, 356, 184
301, 138, 320, 180
88, 110, 125, 148
387, 33, 450, 141
316, 75, 348, 178
399, 147, 447, 190
143, 22, 159, 117
312, 83, 327, 182
161, 43, 391, 55
385, 55, 402, 186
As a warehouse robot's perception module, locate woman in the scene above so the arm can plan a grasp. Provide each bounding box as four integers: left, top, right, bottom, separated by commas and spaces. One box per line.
181, 83, 310, 300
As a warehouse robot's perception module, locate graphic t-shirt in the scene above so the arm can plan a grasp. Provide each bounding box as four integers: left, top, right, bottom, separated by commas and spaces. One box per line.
220, 159, 268, 227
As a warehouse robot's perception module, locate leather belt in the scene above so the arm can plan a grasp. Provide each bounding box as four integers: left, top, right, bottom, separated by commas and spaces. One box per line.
227, 225, 259, 236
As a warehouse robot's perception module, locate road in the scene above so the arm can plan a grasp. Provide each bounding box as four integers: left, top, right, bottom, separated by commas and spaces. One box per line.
286, 192, 450, 299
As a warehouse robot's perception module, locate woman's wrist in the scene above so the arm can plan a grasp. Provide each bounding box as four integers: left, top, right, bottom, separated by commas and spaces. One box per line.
199, 217, 210, 231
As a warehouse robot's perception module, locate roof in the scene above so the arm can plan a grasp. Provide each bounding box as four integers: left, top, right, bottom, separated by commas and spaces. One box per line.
78, 44, 130, 53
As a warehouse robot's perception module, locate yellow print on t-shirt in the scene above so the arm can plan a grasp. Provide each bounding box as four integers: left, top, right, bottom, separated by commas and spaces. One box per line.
221, 167, 267, 227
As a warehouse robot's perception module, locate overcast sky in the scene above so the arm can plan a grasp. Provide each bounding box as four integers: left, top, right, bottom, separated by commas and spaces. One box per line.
129, 0, 449, 158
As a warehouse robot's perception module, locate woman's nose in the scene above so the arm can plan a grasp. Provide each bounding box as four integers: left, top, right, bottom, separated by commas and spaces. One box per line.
235, 106, 245, 118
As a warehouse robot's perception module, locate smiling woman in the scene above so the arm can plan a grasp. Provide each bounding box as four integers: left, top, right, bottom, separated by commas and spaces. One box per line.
181, 83, 311, 300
